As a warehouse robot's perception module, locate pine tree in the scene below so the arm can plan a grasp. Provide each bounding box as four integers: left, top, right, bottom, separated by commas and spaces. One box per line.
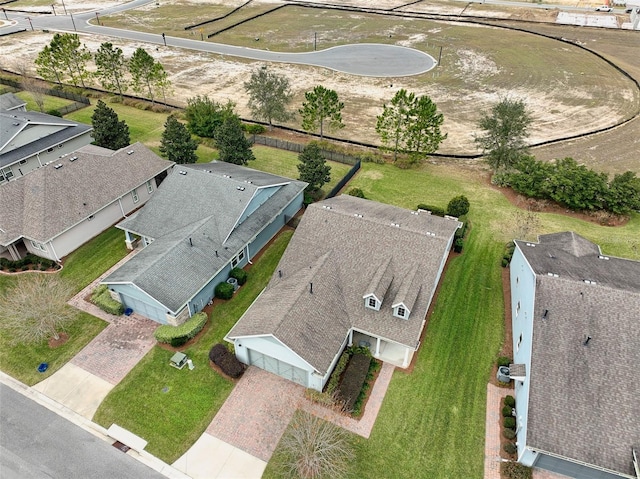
297, 143, 331, 192
91, 100, 130, 150
215, 115, 255, 165
160, 115, 198, 164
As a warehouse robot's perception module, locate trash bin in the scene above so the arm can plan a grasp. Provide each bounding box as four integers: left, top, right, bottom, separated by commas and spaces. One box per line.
38, 362, 48, 373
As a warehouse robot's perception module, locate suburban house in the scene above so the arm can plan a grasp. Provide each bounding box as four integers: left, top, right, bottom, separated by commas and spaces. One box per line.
0, 109, 93, 184
0, 142, 173, 261
226, 195, 461, 391
509, 232, 640, 479
0, 93, 27, 112
101, 162, 307, 326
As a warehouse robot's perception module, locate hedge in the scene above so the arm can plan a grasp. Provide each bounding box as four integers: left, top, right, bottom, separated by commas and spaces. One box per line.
153, 312, 208, 344
209, 343, 244, 378
326, 351, 350, 396
0, 254, 58, 271
215, 281, 234, 299
91, 285, 124, 315
336, 353, 371, 412
417, 203, 445, 217
505, 395, 516, 408
501, 462, 533, 479
229, 267, 247, 286
498, 356, 511, 367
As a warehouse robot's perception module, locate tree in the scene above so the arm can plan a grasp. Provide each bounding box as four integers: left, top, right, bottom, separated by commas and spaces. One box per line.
376, 89, 446, 162
152, 62, 172, 105
215, 115, 255, 165
129, 47, 160, 104
447, 195, 470, 217
185, 95, 235, 138
244, 66, 293, 128
475, 98, 533, 172
39, 33, 92, 88
0, 275, 75, 344
14, 61, 47, 112
160, 115, 198, 164
35, 44, 63, 84
297, 142, 331, 192
94, 42, 128, 97
278, 411, 354, 479
605, 171, 640, 215
299, 86, 344, 140
91, 100, 130, 150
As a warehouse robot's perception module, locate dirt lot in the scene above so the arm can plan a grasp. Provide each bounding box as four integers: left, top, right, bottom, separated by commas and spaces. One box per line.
1, 0, 638, 174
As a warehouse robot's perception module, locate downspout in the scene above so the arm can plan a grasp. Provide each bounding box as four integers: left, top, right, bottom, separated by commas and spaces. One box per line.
118, 197, 127, 218
36, 152, 43, 167
48, 241, 61, 262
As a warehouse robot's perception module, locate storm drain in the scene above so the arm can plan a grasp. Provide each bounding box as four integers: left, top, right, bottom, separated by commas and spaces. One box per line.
112, 441, 131, 453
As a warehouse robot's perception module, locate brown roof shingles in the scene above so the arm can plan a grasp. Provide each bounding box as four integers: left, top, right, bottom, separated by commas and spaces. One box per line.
0, 143, 173, 245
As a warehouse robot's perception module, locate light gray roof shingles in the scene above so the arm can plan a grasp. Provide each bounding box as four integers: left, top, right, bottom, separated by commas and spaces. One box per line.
228, 195, 461, 375
518, 232, 640, 476
365, 256, 394, 302
0, 110, 92, 168
0, 142, 173, 245
102, 163, 307, 313
0, 93, 27, 111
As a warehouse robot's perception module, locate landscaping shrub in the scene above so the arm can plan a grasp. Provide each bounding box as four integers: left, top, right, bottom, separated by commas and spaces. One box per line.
215, 281, 234, 300
417, 203, 446, 217
229, 267, 248, 286
503, 428, 517, 440
447, 195, 470, 217
505, 395, 516, 408
347, 187, 366, 198
454, 215, 468, 240
502, 405, 514, 417
153, 312, 208, 344
243, 123, 266, 134
498, 356, 511, 367
503, 443, 518, 455
305, 389, 336, 407
501, 462, 533, 479
352, 358, 382, 416
209, 343, 244, 378
46, 109, 62, 117
503, 417, 516, 429
170, 336, 188, 347
336, 353, 371, 412
502, 242, 516, 267
453, 238, 464, 253
326, 351, 350, 395
91, 285, 125, 316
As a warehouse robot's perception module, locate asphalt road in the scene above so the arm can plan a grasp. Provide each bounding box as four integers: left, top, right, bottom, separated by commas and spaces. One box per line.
3, 0, 436, 77
0, 383, 166, 479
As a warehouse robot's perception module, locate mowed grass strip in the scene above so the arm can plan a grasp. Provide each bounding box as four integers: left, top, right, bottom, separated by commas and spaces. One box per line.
92, 230, 293, 463
14, 91, 74, 112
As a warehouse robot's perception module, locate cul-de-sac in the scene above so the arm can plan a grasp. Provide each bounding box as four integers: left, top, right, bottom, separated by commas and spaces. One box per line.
0, 0, 638, 478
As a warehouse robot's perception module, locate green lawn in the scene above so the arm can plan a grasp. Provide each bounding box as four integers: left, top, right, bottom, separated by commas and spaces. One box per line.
0, 227, 127, 385
93, 230, 293, 463
264, 161, 639, 478
14, 91, 74, 113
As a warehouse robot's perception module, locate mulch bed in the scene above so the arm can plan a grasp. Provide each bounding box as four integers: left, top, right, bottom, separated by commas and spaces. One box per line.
350, 358, 383, 420
48, 332, 69, 348
208, 359, 245, 384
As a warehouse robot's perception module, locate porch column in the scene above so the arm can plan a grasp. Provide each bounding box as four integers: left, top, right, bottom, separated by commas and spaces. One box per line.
348, 330, 353, 347
375, 337, 381, 357
403, 347, 410, 367
124, 230, 135, 250
8, 243, 21, 261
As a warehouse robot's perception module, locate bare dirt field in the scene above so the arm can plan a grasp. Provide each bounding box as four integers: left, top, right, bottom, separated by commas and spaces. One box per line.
1, 0, 638, 174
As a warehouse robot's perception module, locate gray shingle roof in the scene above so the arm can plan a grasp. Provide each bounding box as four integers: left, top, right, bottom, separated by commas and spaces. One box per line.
0, 110, 92, 168
518, 232, 640, 476
0, 142, 173, 246
102, 163, 307, 313
0, 93, 27, 111
365, 256, 394, 302
228, 195, 461, 375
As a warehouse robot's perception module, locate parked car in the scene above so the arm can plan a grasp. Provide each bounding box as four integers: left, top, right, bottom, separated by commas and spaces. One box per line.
595, 5, 614, 11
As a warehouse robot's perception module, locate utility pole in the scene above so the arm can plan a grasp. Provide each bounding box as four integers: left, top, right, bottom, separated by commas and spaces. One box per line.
61, 0, 67, 15
70, 12, 76, 31
314, 32, 317, 51
51, 4, 56, 15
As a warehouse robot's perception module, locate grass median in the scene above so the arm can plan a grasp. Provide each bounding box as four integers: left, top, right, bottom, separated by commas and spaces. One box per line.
92, 230, 293, 463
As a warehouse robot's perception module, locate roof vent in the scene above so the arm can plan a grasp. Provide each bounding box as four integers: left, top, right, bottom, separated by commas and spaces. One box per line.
322, 205, 331, 210
583, 279, 597, 285
354, 213, 363, 218
526, 243, 536, 247
542, 309, 549, 320
127, 150, 134, 155
598, 255, 609, 260
223, 174, 232, 178
53, 164, 63, 169
426, 232, 436, 237
69, 156, 78, 162
236, 186, 245, 191
179, 171, 187, 175
391, 223, 400, 227
547, 272, 559, 278
245, 180, 252, 184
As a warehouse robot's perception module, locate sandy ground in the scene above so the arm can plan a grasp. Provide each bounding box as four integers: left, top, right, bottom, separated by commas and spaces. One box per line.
1, 0, 637, 169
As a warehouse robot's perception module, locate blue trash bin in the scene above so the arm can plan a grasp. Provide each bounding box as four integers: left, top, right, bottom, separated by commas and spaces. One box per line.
38, 362, 48, 373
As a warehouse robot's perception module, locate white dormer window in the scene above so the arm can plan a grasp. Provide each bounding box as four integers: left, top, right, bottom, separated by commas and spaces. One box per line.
364, 294, 381, 311
132, 188, 139, 203
393, 304, 409, 319
146, 180, 153, 194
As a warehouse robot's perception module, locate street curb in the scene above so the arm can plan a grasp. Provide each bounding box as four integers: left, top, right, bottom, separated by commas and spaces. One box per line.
0, 371, 191, 479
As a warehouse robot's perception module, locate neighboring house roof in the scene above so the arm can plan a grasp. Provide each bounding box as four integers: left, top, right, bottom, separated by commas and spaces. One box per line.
0, 110, 92, 168
516, 232, 640, 476
228, 195, 461, 375
0, 93, 27, 111
0, 142, 173, 246
102, 162, 307, 313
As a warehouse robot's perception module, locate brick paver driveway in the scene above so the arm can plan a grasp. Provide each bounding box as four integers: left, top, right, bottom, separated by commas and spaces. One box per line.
206, 366, 305, 462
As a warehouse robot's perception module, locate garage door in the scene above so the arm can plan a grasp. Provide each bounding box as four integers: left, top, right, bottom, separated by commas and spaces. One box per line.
249, 350, 308, 387
120, 294, 166, 323
534, 454, 622, 479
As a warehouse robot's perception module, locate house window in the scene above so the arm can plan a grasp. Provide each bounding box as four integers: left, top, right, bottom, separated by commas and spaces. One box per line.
368, 297, 376, 308
19, 159, 27, 165
146, 180, 153, 194
30, 240, 46, 251
231, 250, 245, 268
132, 188, 139, 203
47, 147, 55, 153
397, 306, 407, 318
1, 167, 13, 181
238, 250, 245, 262
517, 333, 523, 352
